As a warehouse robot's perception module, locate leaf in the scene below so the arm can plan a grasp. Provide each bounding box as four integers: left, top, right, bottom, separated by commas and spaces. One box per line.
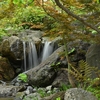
91, 30, 97, 34
68, 48, 75, 55
18, 73, 28, 82
97, 0, 100, 3
56, 97, 61, 100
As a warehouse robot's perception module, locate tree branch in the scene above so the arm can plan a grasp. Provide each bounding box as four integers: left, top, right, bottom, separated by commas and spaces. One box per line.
54, 0, 100, 34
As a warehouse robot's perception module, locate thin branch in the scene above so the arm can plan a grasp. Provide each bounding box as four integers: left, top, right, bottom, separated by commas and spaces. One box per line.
54, 0, 100, 34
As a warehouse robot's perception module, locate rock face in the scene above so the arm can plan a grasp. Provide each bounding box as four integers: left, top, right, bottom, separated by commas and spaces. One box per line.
0, 85, 23, 97
64, 88, 97, 100
86, 44, 100, 78
68, 40, 90, 66
25, 46, 65, 87
28, 66, 57, 87
0, 56, 15, 81
1, 36, 23, 62
52, 70, 69, 87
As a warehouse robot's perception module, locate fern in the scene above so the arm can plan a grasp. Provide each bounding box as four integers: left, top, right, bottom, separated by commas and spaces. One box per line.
62, 60, 100, 88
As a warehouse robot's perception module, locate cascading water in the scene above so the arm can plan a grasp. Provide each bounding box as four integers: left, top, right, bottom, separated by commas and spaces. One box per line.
28, 42, 33, 69
23, 42, 26, 71
31, 42, 39, 67
22, 41, 39, 71
28, 42, 39, 70
22, 41, 55, 71
42, 41, 54, 61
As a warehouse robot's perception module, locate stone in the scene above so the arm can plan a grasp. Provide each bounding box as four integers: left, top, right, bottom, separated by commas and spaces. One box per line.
41, 91, 65, 100
24, 46, 64, 87
1, 36, 23, 62
86, 44, 100, 78
23, 93, 42, 100
27, 65, 57, 87
64, 88, 97, 100
52, 70, 69, 88
46, 85, 52, 91
0, 85, 23, 97
0, 56, 15, 81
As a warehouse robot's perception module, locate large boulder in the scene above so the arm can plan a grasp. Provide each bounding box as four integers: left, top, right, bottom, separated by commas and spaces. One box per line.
86, 44, 100, 78
25, 46, 65, 87
1, 36, 23, 62
68, 40, 90, 65
0, 56, 15, 81
27, 65, 57, 87
64, 88, 97, 100
0, 84, 23, 97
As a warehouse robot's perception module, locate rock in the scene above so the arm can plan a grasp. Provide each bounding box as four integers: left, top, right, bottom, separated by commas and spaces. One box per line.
24, 46, 64, 87
23, 93, 42, 100
0, 85, 23, 97
86, 44, 100, 78
25, 86, 33, 95
52, 70, 69, 88
46, 85, 52, 91
41, 91, 65, 100
27, 65, 57, 87
64, 88, 97, 100
1, 36, 23, 62
0, 56, 15, 81
68, 40, 90, 64
18, 30, 43, 38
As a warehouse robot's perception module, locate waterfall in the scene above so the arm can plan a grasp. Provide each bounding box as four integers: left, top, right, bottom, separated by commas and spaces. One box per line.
23, 41, 39, 71
22, 41, 55, 71
28, 42, 33, 69
42, 41, 54, 61
31, 42, 39, 67
23, 42, 26, 71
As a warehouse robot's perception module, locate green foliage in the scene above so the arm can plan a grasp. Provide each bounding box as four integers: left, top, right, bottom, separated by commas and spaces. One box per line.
97, 0, 100, 3
50, 62, 61, 71
60, 84, 71, 91
18, 73, 28, 82
56, 97, 61, 100
86, 85, 100, 99
68, 48, 75, 55
13, 0, 34, 5
37, 89, 47, 97
15, 6, 45, 23
0, 29, 8, 41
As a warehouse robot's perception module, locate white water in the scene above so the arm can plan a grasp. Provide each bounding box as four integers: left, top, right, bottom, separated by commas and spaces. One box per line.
28, 42, 33, 69
23, 41, 54, 71
23, 42, 26, 71
31, 42, 39, 67
42, 41, 54, 61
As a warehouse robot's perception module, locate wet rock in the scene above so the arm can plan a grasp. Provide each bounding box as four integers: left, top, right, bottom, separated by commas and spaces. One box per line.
41, 91, 65, 100
0, 85, 23, 97
64, 88, 97, 100
0, 56, 15, 81
23, 93, 42, 100
25, 46, 64, 87
28, 65, 57, 87
1, 36, 23, 62
52, 70, 69, 88
86, 44, 100, 78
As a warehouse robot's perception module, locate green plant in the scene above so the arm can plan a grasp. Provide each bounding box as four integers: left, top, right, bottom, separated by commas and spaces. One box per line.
37, 89, 46, 97
60, 84, 71, 91
18, 73, 28, 82
56, 97, 61, 100
13, 6, 46, 29
0, 29, 8, 41
86, 85, 100, 100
